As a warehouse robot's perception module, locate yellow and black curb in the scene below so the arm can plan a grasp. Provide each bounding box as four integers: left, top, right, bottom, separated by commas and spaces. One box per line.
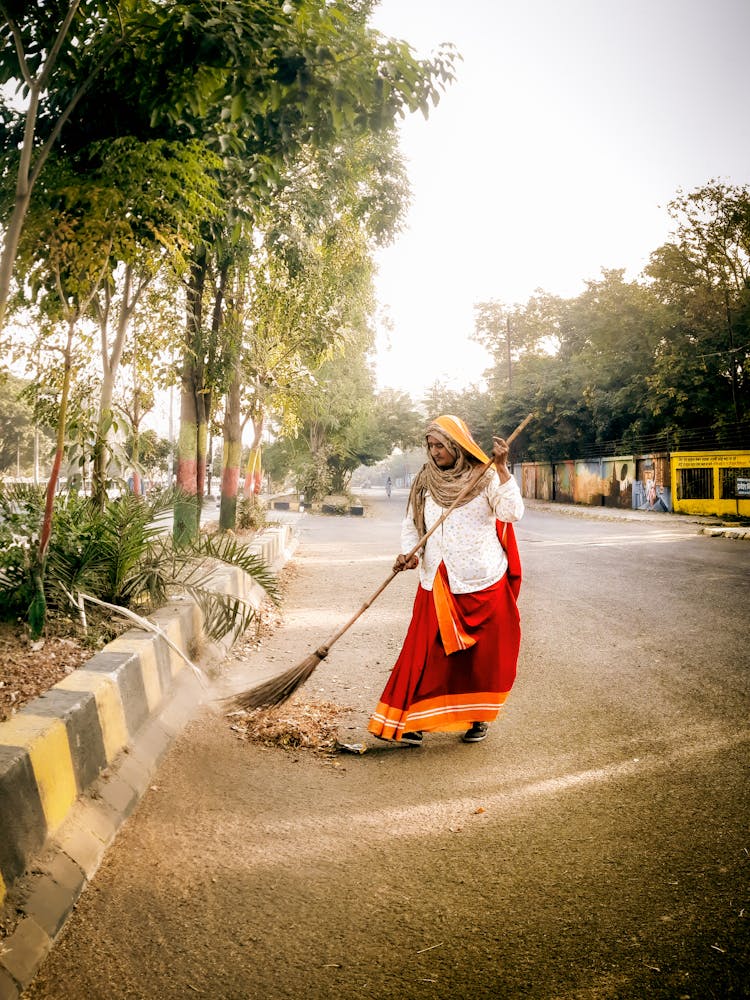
0, 523, 296, 1000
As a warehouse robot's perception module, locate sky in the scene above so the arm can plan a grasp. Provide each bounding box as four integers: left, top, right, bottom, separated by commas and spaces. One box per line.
368, 0, 750, 398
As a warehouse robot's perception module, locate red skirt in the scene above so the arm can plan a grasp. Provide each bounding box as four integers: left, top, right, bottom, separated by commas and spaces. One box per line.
368, 565, 521, 741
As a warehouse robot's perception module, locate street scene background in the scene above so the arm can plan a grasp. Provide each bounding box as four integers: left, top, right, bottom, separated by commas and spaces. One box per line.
24, 494, 749, 999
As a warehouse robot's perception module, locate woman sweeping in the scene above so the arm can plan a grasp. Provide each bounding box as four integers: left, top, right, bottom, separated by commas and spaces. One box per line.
368, 414, 524, 746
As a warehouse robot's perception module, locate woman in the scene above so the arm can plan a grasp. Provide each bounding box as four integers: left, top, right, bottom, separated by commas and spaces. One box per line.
368, 414, 524, 745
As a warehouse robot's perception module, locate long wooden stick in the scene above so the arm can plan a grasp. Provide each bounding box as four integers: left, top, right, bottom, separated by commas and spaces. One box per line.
312, 412, 534, 658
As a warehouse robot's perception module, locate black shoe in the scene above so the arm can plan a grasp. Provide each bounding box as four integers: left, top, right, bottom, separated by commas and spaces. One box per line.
462, 722, 489, 743
401, 731, 423, 745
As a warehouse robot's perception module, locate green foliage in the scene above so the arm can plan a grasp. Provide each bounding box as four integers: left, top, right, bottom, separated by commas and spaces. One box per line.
125, 428, 172, 480
470, 183, 750, 459
375, 389, 423, 451
2, 1, 458, 546
236, 494, 267, 532
0, 484, 42, 614
645, 181, 750, 431
297, 451, 334, 502
0, 484, 276, 642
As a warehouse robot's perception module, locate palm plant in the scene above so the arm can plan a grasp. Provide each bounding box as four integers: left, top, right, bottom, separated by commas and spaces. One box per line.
0, 484, 277, 641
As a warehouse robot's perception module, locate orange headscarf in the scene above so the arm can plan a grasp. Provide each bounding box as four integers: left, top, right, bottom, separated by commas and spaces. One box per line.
429, 414, 489, 463
407, 414, 492, 537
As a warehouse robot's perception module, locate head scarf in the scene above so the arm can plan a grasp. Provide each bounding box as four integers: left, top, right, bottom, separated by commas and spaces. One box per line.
407, 414, 492, 538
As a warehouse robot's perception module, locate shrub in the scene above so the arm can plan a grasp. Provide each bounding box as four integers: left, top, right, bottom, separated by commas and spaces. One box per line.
0, 484, 277, 641
236, 494, 267, 532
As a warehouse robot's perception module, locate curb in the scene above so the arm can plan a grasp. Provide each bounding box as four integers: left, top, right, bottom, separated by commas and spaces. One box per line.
524, 499, 749, 538
0, 523, 297, 999
698, 525, 750, 540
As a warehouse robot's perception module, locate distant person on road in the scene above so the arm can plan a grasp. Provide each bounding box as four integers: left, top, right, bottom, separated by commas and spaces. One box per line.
385, 476, 392, 498
368, 414, 524, 746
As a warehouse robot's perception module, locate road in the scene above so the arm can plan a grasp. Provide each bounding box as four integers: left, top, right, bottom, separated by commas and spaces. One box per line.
25, 493, 749, 999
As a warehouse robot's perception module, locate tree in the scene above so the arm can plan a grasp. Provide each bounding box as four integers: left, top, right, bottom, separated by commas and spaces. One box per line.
14, 135, 223, 505
6, 3, 456, 542
473, 301, 515, 391
0, 1, 129, 328
84, 138, 222, 505
12, 156, 115, 636
158, 1, 455, 540
374, 388, 423, 453
215, 130, 409, 526
556, 269, 664, 447
645, 181, 750, 437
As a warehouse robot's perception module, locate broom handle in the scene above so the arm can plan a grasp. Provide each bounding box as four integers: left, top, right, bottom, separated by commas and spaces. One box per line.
314, 413, 533, 658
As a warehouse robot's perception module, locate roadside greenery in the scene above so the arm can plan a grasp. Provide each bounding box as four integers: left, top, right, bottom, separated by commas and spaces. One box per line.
0, 1, 455, 635
0, 484, 277, 640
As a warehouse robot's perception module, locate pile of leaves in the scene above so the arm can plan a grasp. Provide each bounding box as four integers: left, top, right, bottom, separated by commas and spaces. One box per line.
228, 698, 346, 755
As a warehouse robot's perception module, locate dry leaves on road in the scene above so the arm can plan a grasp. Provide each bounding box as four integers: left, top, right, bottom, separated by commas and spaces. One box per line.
228, 699, 347, 755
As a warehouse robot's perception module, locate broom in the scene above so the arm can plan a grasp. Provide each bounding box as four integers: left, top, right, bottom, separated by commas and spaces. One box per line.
224, 413, 533, 712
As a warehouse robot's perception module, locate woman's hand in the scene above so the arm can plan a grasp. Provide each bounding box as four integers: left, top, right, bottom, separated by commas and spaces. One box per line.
393, 553, 419, 572
492, 436, 511, 483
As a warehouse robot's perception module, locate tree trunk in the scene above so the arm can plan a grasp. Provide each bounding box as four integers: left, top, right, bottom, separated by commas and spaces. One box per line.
92, 265, 138, 507
243, 414, 264, 496
130, 386, 143, 496
0, 81, 39, 330
219, 367, 242, 531
30, 317, 75, 638
174, 256, 208, 544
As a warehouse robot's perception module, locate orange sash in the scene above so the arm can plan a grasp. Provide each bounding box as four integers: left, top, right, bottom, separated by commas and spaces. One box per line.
433, 563, 476, 654
431, 520, 521, 655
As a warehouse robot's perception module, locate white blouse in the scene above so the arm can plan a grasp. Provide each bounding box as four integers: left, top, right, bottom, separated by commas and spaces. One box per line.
400, 472, 524, 594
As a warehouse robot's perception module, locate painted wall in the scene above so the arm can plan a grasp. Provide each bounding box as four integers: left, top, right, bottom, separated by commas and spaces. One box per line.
520, 449, 750, 516
671, 451, 750, 517
634, 454, 672, 512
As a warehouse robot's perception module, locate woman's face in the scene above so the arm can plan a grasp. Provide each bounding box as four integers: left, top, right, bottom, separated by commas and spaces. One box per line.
426, 435, 456, 469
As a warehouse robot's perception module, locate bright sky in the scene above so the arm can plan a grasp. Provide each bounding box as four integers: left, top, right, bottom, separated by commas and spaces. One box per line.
369, 0, 750, 398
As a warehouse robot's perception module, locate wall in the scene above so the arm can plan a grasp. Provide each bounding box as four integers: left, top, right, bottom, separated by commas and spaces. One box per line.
520, 449, 750, 517
671, 451, 750, 517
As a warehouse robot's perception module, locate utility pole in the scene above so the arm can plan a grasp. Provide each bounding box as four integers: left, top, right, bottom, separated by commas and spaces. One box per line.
506, 315, 512, 389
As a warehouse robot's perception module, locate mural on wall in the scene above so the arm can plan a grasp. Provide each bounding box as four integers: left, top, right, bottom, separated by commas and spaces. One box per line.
634, 455, 672, 511
521, 464, 537, 499
573, 460, 605, 505
521, 463, 554, 500
553, 461, 575, 503
519, 450, 750, 515
601, 457, 634, 509
536, 464, 554, 501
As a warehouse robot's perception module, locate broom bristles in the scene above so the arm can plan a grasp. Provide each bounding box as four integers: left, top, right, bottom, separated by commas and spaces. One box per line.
223, 648, 328, 712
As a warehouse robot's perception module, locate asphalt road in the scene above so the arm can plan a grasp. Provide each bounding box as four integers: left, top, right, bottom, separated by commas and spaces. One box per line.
24, 493, 750, 1000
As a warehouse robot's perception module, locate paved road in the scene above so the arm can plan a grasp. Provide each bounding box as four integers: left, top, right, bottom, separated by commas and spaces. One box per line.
25, 494, 749, 999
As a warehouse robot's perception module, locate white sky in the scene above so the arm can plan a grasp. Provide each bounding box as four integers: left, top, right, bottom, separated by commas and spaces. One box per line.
369, 0, 750, 398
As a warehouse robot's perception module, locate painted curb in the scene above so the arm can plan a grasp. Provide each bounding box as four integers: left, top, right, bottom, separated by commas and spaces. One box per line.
0, 522, 296, 998
699, 525, 750, 539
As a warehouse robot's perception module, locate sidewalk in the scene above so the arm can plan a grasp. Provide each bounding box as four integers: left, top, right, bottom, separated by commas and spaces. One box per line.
523, 498, 750, 539
0, 523, 297, 1000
